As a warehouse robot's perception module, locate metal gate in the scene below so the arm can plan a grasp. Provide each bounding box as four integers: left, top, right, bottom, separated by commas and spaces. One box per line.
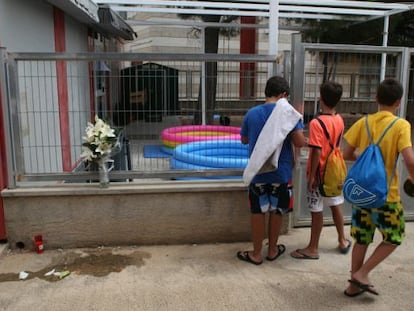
290, 38, 413, 226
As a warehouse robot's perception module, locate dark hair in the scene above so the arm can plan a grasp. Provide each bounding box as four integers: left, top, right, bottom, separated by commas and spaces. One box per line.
319, 81, 342, 108
377, 78, 403, 106
264, 76, 290, 98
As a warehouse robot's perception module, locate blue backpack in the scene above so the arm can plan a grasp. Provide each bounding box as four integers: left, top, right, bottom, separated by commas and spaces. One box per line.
343, 116, 399, 208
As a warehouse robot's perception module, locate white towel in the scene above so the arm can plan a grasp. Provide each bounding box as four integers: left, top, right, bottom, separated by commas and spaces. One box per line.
243, 98, 302, 185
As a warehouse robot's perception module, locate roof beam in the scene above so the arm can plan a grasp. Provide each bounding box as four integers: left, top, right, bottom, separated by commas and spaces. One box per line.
94, 0, 413, 20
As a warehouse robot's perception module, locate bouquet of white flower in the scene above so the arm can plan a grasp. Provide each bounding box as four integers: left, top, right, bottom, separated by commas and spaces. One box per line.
81, 115, 120, 168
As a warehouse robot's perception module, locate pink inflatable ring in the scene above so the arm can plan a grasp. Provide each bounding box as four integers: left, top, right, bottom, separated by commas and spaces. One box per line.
161, 125, 241, 148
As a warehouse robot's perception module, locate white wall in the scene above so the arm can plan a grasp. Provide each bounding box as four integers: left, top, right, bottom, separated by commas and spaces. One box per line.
0, 0, 54, 51
65, 14, 89, 52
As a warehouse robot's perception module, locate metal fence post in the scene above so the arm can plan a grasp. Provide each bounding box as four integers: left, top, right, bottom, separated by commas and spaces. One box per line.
0, 47, 10, 240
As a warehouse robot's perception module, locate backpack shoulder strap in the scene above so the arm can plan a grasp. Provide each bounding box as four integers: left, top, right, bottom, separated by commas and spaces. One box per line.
316, 117, 343, 149
365, 115, 400, 145
364, 116, 373, 144
377, 117, 400, 144
316, 117, 333, 149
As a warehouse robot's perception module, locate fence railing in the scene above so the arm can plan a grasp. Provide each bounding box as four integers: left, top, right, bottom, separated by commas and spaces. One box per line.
2, 52, 278, 187
2, 47, 410, 188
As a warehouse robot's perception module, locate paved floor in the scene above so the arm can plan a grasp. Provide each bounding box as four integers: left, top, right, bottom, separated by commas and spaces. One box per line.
0, 223, 413, 311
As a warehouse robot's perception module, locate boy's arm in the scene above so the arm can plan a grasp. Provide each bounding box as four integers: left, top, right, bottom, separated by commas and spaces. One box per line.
291, 129, 308, 147
308, 147, 321, 191
343, 142, 357, 161
401, 146, 414, 181
240, 112, 249, 145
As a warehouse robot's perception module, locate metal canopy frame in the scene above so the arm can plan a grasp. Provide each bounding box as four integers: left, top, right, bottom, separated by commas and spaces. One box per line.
92, 0, 414, 77
93, 0, 413, 20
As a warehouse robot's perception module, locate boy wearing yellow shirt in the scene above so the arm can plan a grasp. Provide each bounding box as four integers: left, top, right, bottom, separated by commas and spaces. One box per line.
343, 78, 414, 297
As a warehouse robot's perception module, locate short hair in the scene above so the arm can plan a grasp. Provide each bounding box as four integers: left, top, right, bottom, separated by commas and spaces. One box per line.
377, 78, 403, 106
264, 76, 290, 98
319, 81, 342, 108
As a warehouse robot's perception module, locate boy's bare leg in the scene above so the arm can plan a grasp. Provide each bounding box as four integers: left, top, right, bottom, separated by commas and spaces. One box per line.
351, 243, 368, 275
345, 243, 368, 294
267, 213, 283, 259
249, 213, 265, 262
307, 211, 323, 253
352, 242, 397, 284
330, 205, 349, 249
291, 211, 322, 257
345, 242, 396, 294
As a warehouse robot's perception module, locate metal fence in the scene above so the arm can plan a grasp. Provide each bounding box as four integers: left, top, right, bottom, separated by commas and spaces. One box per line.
289, 41, 414, 225
290, 40, 409, 126
1, 51, 277, 187
2, 44, 413, 190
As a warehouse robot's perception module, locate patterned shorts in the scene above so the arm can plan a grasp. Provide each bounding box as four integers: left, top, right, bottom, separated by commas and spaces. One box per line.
248, 183, 292, 215
351, 202, 405, 245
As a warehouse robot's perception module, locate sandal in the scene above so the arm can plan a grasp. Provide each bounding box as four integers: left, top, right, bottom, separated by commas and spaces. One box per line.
266, 244, 286, 261
236, 251, 263, 265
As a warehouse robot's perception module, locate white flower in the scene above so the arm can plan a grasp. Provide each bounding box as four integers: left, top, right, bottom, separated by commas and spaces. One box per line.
80, 146, 97, 162
81, 115, 118, 164
100, 125, 116, 139
96, 142, 112, 155
84, 122, 97, 142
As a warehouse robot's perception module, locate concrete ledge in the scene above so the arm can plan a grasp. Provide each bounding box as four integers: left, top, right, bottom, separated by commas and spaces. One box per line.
1, 180, 290, 250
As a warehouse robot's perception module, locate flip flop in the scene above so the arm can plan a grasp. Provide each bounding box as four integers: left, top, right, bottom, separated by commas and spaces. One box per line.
236, 251, 263, 265
348, 279, 379, 295
344, 289, 365, 297
340, 239, 352, 254
266, 244, 286, 261
290, 249, 319, 260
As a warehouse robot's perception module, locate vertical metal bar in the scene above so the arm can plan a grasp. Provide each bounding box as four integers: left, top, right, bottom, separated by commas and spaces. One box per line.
398, 47, 410, 118
0, 47, 9, 239
283, 50, 291, 81
201, 27, 206, 125
268, 0, 278, 77
0, 48, 12, 188
395, 47, 409, 194
290, 34, 305, 110
163, 70, 167, 114
1, 51, 23, 187
380, 15, 389, 81
186, 70, 191, 99
314, 51, 320, 116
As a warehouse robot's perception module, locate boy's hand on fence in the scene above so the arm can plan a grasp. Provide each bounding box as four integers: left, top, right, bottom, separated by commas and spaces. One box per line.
403, 178, 414, 197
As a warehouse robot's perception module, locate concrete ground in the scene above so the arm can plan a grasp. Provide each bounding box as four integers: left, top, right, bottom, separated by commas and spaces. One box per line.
0, 223, 413, 311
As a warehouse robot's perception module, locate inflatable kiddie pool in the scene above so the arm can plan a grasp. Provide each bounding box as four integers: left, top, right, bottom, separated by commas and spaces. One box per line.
161, 125, 241, 154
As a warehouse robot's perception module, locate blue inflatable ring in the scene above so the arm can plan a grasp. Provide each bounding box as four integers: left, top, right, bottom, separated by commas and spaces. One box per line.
171, 140, 248, 169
